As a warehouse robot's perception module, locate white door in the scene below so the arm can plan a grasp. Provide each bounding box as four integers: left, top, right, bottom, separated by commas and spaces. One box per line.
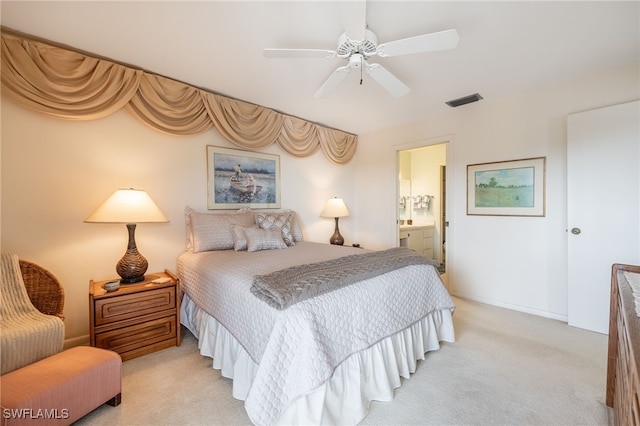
567, 100, 640, 334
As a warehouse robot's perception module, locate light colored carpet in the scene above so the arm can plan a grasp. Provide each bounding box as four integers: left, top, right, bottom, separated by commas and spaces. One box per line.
76, 297, 610, 425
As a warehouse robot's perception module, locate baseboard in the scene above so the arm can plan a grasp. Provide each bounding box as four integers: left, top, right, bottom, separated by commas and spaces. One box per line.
63, 334, 90, 349
452, 292, 568, 322
606, 405, 614, 426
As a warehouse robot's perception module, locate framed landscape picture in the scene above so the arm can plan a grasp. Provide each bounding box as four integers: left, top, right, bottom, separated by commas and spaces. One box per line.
467, 157, 546, 216
207, 146, 281, 210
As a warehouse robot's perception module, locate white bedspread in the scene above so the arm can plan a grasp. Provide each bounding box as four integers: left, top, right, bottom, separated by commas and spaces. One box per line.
177, 242, 455, 425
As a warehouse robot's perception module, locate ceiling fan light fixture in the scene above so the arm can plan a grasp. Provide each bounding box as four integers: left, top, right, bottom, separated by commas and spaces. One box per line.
349, 54, 363, 68
446, 93, 483, 108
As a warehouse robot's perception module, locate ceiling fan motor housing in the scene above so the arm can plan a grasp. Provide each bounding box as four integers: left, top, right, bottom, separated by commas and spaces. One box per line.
337, 29, 378, 58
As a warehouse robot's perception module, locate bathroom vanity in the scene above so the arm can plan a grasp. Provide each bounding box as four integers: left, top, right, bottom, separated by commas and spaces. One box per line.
399, 224, 434, 260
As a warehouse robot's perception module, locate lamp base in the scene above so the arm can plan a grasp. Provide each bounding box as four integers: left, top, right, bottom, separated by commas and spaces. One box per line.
116, 223, 148, 284
329, 234, 344, 245
329, 217, 345, 245
119, 275, 146, 284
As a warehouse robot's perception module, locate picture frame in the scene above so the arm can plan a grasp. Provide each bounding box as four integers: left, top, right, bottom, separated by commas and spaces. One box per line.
207, 146, 281, 210
467, 157, 546, 216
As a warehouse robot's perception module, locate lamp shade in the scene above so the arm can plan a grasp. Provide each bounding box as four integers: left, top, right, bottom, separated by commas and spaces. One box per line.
85, 188, 167, 284
320, 197, 350, 218
85, 188, 168, 224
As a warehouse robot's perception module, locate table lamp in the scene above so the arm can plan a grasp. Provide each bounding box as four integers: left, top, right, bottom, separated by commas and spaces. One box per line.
85, 188, 168, 283
320, 197, 350, 245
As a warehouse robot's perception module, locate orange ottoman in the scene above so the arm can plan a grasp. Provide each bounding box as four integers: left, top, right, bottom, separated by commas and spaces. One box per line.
0, 346, 121, 426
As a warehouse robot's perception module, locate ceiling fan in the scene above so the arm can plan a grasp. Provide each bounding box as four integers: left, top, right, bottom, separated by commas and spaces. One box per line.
263, 3, 459, 98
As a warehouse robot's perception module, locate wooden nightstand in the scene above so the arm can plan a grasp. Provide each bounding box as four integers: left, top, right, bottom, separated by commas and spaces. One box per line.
89, 270, 181, 361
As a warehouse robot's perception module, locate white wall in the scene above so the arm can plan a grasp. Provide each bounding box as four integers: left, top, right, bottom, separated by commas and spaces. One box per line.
352, 62, 639, 320
0, 101, 356, 343
2, 61, 638, 342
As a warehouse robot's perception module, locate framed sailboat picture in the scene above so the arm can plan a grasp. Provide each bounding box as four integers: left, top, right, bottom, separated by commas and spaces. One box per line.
207, 146, 281, 210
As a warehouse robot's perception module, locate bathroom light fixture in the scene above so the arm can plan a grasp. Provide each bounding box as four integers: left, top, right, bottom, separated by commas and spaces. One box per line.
320, 197, 350, 245
85, 188, 168, 283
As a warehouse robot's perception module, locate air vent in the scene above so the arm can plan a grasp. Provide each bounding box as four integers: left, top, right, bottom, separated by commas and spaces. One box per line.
446, 93, 483, 108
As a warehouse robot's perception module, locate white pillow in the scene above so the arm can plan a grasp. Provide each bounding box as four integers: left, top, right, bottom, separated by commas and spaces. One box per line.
185, 206, 196, 251
230, 225, 257, 251
244, 227, 288, 252
282, 209, 304, 242
185, 207, 255, 252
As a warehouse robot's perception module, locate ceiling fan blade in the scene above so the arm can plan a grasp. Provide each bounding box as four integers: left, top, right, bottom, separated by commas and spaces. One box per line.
366, 63, 410, 97
339, 0, 366, 41
263, 49, 337, 59
314, 65, 350, 98
376, 29, 460, 58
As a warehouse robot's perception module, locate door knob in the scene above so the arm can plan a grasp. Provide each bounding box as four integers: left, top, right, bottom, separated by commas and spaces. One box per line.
571, 227, 581, 235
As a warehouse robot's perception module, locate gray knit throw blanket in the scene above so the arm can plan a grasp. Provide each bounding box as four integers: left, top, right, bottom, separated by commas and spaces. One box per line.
251, 247, 438, 310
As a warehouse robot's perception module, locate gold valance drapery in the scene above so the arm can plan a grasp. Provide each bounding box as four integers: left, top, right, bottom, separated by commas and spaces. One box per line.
0, 31, 357, 164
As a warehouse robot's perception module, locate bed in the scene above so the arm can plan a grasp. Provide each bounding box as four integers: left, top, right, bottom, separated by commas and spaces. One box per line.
177, 208, 456, 425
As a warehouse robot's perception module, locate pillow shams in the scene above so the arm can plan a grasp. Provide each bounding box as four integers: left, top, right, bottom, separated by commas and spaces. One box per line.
245, 227, 288, 252
283, 210, 304, 242
185, 207, 196, 251
189, 211, 255, 252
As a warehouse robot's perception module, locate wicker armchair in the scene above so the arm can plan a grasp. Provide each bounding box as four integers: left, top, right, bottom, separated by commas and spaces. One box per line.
19, 260, 65, 320
1, 254, 65, 375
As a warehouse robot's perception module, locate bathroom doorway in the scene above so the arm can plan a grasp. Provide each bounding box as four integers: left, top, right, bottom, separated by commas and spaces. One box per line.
397, 142, 448, 277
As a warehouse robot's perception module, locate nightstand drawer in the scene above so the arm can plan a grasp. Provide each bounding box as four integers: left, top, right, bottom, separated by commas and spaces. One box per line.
94, 287, 176, 326
94, 315, 177, 356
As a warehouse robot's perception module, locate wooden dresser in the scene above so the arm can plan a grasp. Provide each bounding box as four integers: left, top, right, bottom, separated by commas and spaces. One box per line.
607, 263, 640, 425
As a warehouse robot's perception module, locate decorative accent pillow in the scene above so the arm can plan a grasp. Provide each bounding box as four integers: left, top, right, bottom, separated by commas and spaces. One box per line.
230, 225, 258, 251
187, 208, 256, 252
243, 208, 304, 242
244, 227, 288, 252
255, 212, 295, 246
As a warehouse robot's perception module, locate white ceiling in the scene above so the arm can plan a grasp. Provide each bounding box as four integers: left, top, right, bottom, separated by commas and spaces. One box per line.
1, 1, 639, 135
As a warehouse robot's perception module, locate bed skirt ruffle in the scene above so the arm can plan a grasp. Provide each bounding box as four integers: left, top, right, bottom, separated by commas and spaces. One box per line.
181, 294, 455, 425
